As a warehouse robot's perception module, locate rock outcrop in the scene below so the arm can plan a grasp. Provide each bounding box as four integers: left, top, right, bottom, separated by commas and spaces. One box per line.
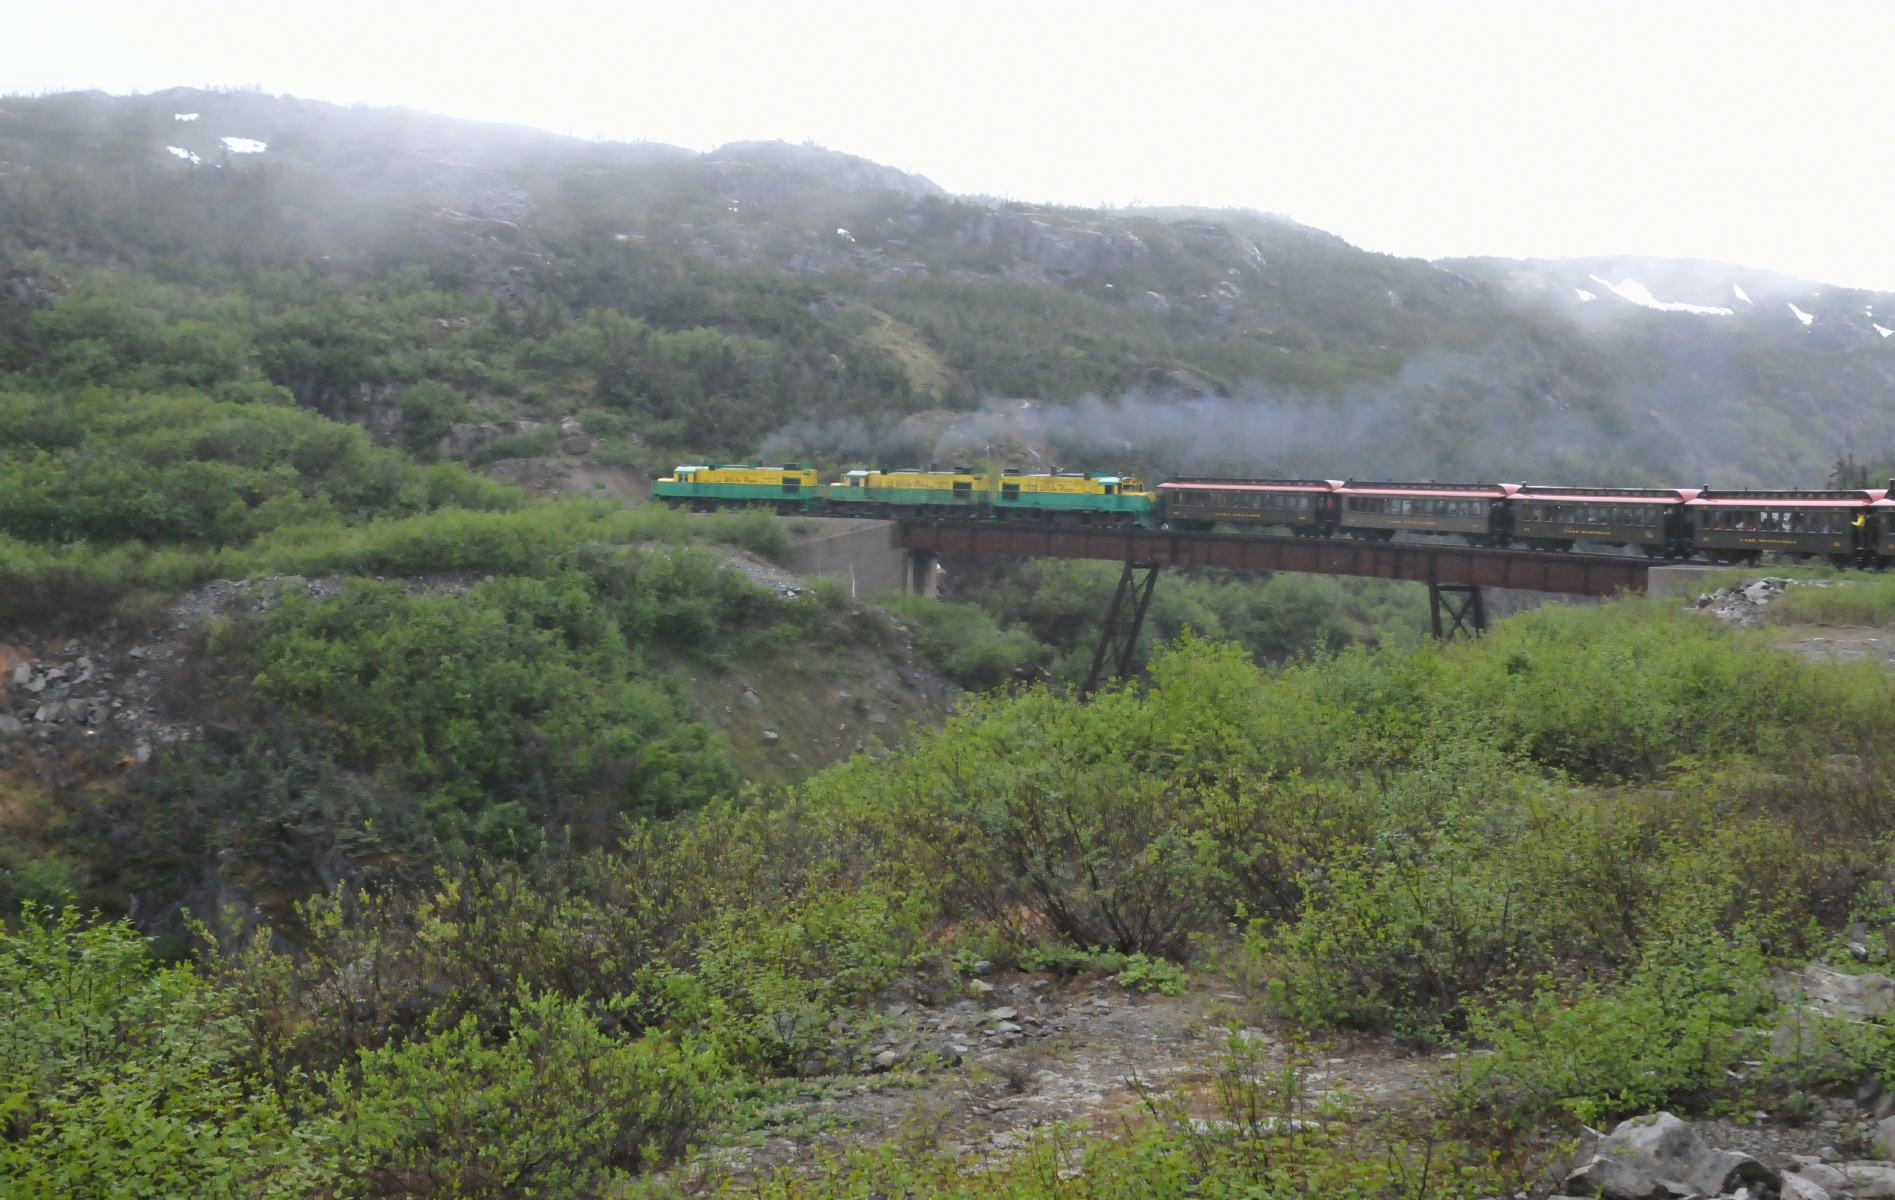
1693, 577, 1845, 627
1562, 1112, 1777, 1198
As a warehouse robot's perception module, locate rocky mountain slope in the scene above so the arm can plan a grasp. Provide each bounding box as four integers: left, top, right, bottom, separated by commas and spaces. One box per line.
6, 87, 1891, 487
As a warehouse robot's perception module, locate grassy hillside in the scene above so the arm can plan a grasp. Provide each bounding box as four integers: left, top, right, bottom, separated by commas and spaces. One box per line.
6, 87, 1889, 487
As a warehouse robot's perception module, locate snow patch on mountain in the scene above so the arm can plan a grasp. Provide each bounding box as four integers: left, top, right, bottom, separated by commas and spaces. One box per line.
1575, 288, 1596, 302
1588, 275, 1734, 316
221, 137, 267, 154
1789, 303, 1815, 326
1733, 284, 1753, 304
165, 146, 201, 165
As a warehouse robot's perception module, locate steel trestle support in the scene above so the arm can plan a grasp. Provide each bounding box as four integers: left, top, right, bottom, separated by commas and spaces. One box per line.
1428, 582, 1486, 640
1081, 560, 1161, 697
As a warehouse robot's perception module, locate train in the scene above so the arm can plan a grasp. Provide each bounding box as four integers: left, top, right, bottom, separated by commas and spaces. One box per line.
649, 463, 1895, 566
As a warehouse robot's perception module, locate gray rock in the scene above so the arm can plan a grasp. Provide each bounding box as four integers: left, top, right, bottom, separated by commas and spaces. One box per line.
1560, 1156, 1673, 1199
741, 690, 761, 708
10, 664, 28, 686
988, 1007, 1018, 1021
995, 1021, 1023, 1034
1844, 1160, 1895, 1198
1562, 1113, 1778, 1199
872, 1050, 899, 1069
0, 715, 21, 737
1792, 1161, 1853, 1193
556, 417, 591, 454
437, 421, 504, 460
761, 730, 779, 744
1797, 965, 1895, 1018
1782, 1171, 1832, 1200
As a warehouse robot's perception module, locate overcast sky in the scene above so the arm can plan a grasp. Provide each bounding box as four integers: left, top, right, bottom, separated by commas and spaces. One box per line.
6, 1, 1892, 290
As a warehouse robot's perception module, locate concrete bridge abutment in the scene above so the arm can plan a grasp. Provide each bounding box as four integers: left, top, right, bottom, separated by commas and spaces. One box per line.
782, 518, 938, 597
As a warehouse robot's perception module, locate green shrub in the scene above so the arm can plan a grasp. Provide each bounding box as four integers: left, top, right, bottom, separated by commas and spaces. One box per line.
1013, 944, 1188, 994
323, 992, 712, 1198
229, 569, 740, 846
0, 909, 325, 1199
0, 388, 516, 547
874, 592, 1049, 690
1457, 915, 1775, 1124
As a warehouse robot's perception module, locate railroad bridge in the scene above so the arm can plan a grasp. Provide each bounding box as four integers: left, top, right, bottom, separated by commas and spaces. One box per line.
785, 517, 1675, 694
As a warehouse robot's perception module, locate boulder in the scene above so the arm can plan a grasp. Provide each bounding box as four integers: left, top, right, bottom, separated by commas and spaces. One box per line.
1561, 1113, 1778, 1199
1797, 965, 1895, 1019
872, 1050, 899, 1070
1561, 1155, 1676, 1199
557, 417, 591, 455
1782, 1169, 1833, 1200
1842, 1161, 1895, 1198
437, 421, 503, 460
0, 715, 21, 737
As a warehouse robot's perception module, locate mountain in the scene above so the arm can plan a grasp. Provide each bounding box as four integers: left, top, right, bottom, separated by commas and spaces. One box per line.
3, 86, 1892, 490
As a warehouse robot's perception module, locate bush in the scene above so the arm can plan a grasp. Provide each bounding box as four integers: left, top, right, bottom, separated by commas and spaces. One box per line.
323, 992, 713, 1198
807, 636, 1282, 959
229, 568, 741, 847
1457, 915, 1775, 1124
0, 909, 325, 1199
874, 592, 1049, 690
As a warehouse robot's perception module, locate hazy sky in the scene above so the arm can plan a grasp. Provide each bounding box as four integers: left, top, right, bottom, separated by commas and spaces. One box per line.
6, 2, 1893, 290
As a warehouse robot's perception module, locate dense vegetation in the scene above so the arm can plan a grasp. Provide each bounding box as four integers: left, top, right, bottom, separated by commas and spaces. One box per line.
13, 603, 1895, 1195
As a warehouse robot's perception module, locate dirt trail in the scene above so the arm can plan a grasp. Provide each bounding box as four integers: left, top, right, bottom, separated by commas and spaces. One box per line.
1771, 626, 1895, 668
700, 970, 1440, 1182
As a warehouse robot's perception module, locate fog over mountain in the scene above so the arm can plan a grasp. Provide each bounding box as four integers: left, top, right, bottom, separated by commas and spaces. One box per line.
4, 86, 1892, 488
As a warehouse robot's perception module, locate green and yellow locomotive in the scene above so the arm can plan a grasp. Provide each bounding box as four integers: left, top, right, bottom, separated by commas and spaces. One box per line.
650, 464, 1159, 525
